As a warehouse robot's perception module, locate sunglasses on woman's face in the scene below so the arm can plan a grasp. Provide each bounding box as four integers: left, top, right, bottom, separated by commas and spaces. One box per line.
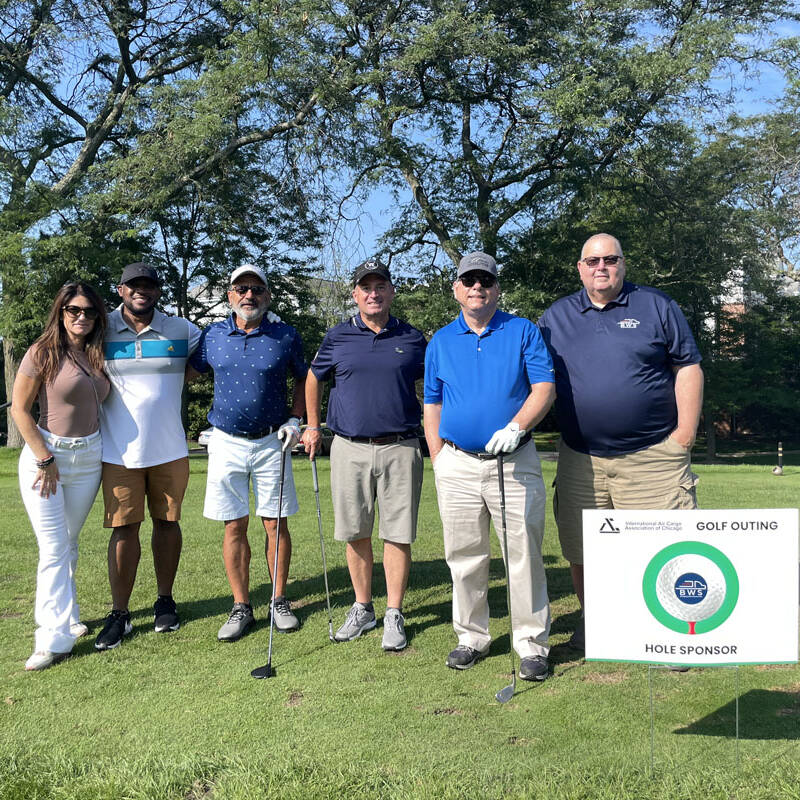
62, 305, 99, 320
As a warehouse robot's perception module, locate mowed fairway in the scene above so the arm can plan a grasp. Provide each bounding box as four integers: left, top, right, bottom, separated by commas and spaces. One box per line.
1, 448, 799, 800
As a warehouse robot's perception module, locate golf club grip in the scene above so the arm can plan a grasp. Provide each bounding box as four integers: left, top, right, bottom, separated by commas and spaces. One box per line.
311, 458, 319, 492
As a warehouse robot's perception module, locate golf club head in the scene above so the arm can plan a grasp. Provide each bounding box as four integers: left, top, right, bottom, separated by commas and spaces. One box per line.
495, 684, 515, 704
328, 622, 334, 642
251, 664, 274, 679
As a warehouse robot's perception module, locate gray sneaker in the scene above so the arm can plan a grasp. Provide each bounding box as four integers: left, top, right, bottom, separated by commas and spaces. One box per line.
382, 608, 407, 651
270, 596, 299, 632
334, 602, 377, 642
218, 602, 254, 642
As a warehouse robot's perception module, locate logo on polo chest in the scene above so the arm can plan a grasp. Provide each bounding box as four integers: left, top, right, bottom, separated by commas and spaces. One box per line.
617, 318, 640, 329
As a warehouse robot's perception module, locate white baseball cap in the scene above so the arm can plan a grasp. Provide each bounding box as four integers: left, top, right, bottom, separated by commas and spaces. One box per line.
230, 264, 268, 286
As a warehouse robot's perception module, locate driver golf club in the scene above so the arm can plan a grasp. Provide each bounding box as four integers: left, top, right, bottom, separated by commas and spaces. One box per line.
495, 453, 516, 704
251, 440, 288, 679
311, 457, 334, 641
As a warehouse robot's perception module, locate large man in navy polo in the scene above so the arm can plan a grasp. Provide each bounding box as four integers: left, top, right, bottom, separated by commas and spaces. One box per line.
424, 251, 555, 681
537, 233, 704, 651
188, 264, 307, 641
303, 259, 426, 652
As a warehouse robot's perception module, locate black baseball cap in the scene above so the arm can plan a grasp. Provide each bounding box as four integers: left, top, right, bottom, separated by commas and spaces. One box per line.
120, 262, 162, 286
352, 258, 392, 286
456, 252, 498, 278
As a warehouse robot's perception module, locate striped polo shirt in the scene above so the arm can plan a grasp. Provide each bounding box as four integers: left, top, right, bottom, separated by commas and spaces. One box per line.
101, 306, 201, 468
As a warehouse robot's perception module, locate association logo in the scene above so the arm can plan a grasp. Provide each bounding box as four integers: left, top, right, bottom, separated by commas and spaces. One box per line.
617, 318, 640, 329
599, 518, 620, 533
642, 541, 739, 634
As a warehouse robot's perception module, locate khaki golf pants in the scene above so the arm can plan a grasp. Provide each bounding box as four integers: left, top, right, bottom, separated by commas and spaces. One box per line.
432, 440, 550, 658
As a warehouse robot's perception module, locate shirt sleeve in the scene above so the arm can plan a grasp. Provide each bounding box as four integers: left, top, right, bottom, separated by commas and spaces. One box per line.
423, 336, 443, 404
187, 320, 202, 356
521, 319, 555, 384
18, 346, 42, 379
662, 299, 702, 366
309, 331, 335, 382
189, 327, 211, 373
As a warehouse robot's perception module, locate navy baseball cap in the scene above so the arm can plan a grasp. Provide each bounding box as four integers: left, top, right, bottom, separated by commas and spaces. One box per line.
352, 258, 392, 286
120, 262, 162, 285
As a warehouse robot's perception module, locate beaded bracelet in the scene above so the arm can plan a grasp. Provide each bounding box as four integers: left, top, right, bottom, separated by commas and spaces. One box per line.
36, 455, 55, 468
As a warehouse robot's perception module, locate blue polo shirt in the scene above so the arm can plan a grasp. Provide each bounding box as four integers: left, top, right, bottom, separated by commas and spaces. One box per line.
424, 310, 554, 452
310, 314, 427, 437
537, 282, 702, 457
190, 314, 307, 436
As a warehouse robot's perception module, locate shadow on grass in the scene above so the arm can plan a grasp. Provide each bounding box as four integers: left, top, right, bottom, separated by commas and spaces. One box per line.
675, 689, 800, 740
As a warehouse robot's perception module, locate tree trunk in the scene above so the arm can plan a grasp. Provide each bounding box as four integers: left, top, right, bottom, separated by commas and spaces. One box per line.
3, 337, 23, 447
704, 412, 716, 462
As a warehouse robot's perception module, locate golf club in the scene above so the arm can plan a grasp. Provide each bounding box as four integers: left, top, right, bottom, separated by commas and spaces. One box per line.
495, 453, 517, 704
251, 440, 288, 679
311, 457, 334, 641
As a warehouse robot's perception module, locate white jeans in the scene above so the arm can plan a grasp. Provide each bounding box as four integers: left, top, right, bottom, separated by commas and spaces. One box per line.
19, 429, 102, 653
433, 440, 551, 658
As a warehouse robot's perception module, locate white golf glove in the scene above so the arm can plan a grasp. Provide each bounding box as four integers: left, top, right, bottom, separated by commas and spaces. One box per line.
277, 416, 301, 451
267, 311, 281, 323
485, 422, 524, 455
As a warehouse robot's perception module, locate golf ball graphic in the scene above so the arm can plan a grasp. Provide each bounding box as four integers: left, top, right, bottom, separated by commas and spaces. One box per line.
655, 554, 725, 623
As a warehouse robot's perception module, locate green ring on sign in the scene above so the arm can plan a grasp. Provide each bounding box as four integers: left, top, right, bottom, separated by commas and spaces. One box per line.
642, 541, 739, 634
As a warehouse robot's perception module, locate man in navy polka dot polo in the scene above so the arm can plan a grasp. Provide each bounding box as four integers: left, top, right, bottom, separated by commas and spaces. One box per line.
188, 265, 307, 641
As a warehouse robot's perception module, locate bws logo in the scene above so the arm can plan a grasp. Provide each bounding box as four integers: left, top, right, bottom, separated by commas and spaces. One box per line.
642, 542, 739, 634
617, 318, 640, 329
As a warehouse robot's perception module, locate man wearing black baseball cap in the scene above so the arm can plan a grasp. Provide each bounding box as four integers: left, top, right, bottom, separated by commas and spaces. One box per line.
95, 262, 201, 651
303, 258, 427, 651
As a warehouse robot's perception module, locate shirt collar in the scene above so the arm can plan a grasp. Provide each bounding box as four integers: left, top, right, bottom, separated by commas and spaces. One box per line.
455, 308, 506, 334
113, 304, 165, 333
352, 313, 398, 332
578, 281, 633, 312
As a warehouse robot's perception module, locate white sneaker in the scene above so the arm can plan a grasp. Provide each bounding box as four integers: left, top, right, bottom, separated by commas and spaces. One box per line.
25, 651, 70, 671
70, 622, 89, 638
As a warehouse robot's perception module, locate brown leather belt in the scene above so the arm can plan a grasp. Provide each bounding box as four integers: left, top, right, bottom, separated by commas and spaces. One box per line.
443, 432, 532, 460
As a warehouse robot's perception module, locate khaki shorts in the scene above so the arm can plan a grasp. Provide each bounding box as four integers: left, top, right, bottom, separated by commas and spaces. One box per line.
330, 435, 423, 544
553, 436, 698, 564
102, 458, 190, 528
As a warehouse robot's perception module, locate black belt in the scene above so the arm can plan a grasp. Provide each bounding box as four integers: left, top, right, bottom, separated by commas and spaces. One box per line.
223, 424, 280, 440
339, 432, 418, 445
443, 432, 531, 460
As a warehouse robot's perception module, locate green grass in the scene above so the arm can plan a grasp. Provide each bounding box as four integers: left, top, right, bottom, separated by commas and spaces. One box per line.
1, 449, 799, 799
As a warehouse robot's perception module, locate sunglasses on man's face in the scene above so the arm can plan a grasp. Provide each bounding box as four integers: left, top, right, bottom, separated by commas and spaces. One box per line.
581, 255, 623, 268
459, 273, 497, 288
63, 305, 99, 320
230, 284, 267, 296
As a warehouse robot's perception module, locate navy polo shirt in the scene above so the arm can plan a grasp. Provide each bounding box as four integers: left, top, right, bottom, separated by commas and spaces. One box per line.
424, 310, 554, 452
310, 314, 427, 437
537, 282, 702, 457
190, 314, 307, 435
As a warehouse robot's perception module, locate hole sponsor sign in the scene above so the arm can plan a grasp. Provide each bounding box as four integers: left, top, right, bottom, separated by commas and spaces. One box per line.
583, 509, 799, 666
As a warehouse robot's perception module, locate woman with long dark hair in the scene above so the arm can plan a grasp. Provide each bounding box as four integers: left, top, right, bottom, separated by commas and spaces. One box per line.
11, 282, 110, 670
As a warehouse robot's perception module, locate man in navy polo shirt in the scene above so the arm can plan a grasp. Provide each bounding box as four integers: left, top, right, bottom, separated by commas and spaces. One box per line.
188, 264, 307, 641
424, 251, 556, 680
538, 233, 703, 651
302, 259, 426, 651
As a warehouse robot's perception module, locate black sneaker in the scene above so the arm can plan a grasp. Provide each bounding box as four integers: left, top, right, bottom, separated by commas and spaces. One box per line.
446, 645, 485, 670
154, 595, 180, 633
519, 655, 549, 681
94, 610, 132, 650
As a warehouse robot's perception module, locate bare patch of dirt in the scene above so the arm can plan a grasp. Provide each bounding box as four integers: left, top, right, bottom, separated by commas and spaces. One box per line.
286, 691, 303, 707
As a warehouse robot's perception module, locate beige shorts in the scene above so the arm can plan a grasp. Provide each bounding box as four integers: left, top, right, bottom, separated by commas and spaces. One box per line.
329, 435, 423, 544
553, 436, 698, 564
102, 458, 190, 528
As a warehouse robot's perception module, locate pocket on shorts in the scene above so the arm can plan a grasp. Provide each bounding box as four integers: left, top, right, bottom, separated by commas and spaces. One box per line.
662, 434, 690, 454
677, 471, 699, 508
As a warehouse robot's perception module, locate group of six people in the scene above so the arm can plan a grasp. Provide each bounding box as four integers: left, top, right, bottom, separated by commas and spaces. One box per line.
13, 233, 703, 678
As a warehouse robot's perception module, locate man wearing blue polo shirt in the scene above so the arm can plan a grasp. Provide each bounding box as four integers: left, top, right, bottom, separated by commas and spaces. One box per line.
188, 265, 307, 641
424, 251, 556, 680
302, 259, 426, 651
538, 233, 703, 651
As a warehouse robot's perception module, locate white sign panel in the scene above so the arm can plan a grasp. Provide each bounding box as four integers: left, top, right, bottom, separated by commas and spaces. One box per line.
583, 509, 799, 666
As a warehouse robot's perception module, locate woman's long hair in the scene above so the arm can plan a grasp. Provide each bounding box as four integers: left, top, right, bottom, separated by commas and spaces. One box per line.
32, 282, 108, 384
